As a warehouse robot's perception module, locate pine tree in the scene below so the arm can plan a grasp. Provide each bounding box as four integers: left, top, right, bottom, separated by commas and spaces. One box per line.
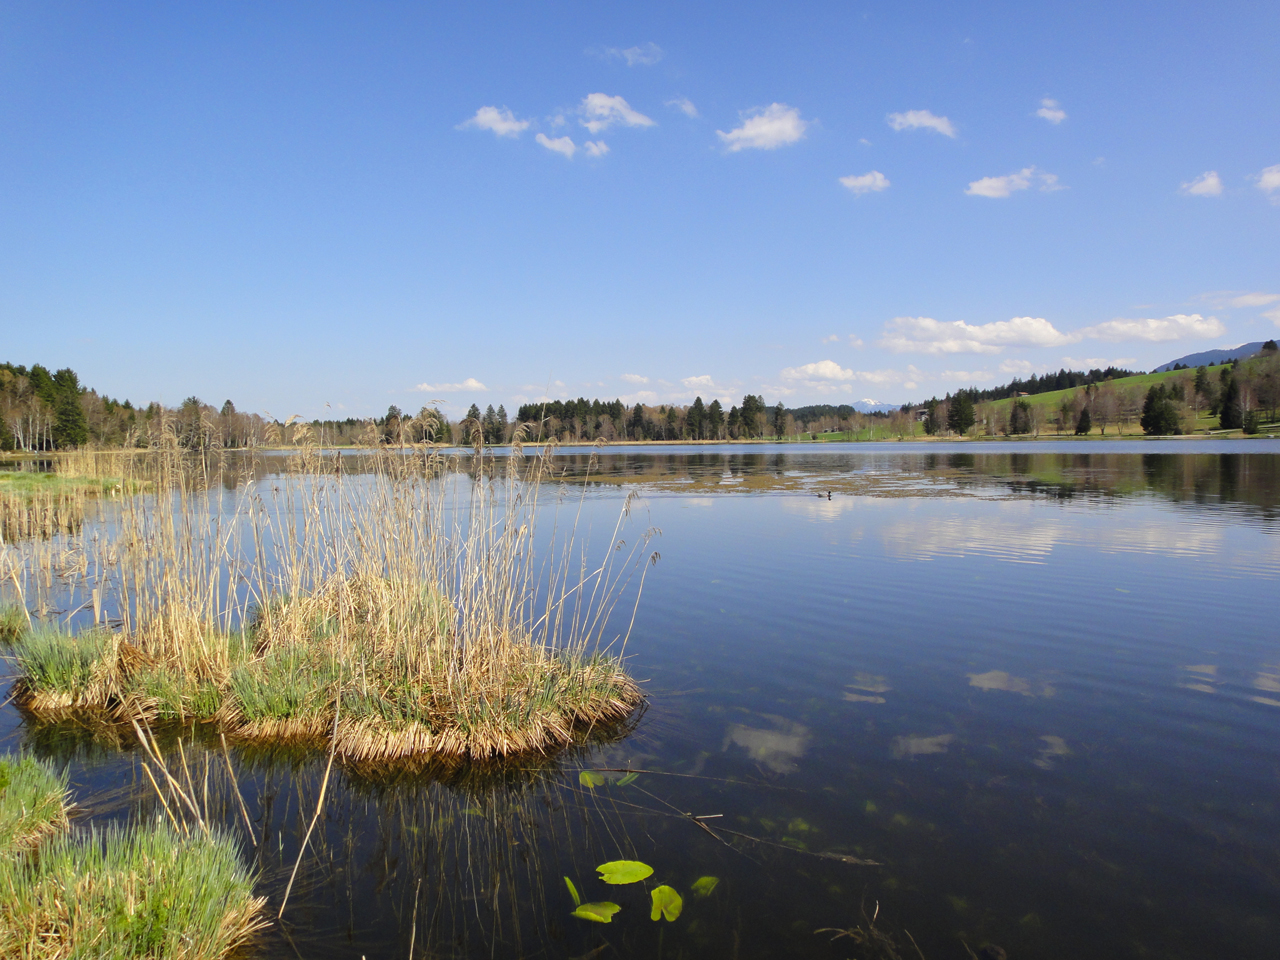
53, 391, 88, 448
687, 397, 706, 439
1218, 375, 1242, 430
707, 399, 724, 439
1140, 385, 1180, 435
1075, 407, 1092, 435
947, 391, 975, 434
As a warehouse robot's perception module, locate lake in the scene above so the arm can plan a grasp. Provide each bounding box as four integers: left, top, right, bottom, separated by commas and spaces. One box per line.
3, 440, 1280, 959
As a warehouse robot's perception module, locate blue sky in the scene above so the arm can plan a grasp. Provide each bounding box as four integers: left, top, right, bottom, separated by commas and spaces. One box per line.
2, 1, 1278, 417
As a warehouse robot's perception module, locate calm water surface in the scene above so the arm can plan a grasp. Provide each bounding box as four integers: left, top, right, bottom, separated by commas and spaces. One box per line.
3, 441, 1279, 959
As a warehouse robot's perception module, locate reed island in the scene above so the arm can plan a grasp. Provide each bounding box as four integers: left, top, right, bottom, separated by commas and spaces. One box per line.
3, 437, 650, 767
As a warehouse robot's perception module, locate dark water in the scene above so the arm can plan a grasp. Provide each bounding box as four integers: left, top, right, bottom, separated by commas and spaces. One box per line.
4, 441, 1280, 959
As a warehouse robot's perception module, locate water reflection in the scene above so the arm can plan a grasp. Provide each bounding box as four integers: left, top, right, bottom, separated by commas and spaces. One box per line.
722, 715, 811, 774
967, 670, 1055, 697
891, 734, 955, 758
843, 673, 891, 704
1033, 735, 1072, 770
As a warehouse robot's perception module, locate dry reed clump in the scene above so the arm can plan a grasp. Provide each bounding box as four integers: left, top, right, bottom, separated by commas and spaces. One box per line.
9, 440, 653, 765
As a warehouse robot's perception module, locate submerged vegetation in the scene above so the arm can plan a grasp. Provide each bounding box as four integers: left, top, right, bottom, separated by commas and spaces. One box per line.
5, 439, 651, 764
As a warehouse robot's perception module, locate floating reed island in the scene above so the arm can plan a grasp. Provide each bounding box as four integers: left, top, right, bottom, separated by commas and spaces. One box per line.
6, 434, 653, 764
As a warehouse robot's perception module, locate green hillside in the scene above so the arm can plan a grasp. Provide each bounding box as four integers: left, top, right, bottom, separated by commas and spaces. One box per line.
984, 366, 1194, 413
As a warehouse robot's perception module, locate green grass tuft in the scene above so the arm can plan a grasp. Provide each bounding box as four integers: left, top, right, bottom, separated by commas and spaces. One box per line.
0, 603, 28, 644
12, 627, 112, 701
0, 820, 266, 960
0, 754, 69, 852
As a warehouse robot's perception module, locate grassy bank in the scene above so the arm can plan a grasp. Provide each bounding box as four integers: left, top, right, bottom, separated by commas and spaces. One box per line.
0, 755, 68, 850
0, 822, 266, 960
0, 752, 266, 960
5, 442, 649, 764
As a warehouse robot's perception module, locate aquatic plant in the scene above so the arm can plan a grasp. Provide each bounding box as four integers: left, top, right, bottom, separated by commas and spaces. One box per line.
0, 820, 266, 960
0, 754, 69, 852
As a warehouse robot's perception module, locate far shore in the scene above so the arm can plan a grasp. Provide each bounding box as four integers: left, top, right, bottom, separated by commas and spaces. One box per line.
3, 429, 1278, 462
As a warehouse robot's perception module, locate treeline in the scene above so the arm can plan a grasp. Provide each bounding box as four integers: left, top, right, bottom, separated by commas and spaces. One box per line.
1, 361, 273, 451
969, 367, 1137, 403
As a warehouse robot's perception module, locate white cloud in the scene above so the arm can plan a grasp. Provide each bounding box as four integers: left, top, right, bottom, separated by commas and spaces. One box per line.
620, 373, 649, 384
839, 170, 890, 195
781, 360, 855, 381
667, 97, 699, 118
681, 375, 719, 390
1077, 313, 1225, 342
1036, 98, 1066, 124
880, 312, 1224, 354
1227, 292, 1280, 308
849, 335, 865, 348
580, 93, 655, 134
1265, 307, 1280, 326
879, 316, 1074, 354
1181, 171, 1223, 197
940, 369, 995, 382
886, 109, 956, 138
458, 106, 530, 138
998, 359, 1037, 375
412, 378, 487, 393
596, 42, 663, 66
1255, 164, 1280, 202
1061, 356, 1136, 368
583, 140, 610, 157
536, 133, 576, 159
717, 103, 808, 152
820, 334, 840, 344
778, 362, 921, 393
966, 166, 1063, 198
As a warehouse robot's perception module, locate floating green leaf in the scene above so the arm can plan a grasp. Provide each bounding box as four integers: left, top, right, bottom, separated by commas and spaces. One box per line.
616, 771, 640, 786
579, 770, 606, 788
572, 901, 621, 923
564, 876, 581, 907
596, 860, 654, 885
650, 885, 683, 922
691, 876, 719, 898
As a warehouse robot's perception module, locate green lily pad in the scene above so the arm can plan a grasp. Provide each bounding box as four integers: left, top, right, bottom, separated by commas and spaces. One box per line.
650, 885, 683, 922
596, 860, 654, 884
572, 901, 621, 923
564, 876, 581, 907
691, 875, 719, 898
579, 770, 606, 788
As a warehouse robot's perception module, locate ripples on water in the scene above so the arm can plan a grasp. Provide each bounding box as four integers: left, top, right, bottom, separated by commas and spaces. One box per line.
3, 442, 1279, 959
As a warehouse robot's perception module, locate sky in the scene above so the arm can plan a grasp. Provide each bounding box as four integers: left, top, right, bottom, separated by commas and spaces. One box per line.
2, 1, 1278, 419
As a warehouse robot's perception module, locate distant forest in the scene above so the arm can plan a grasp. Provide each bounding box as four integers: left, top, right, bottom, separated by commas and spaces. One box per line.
4, 355, 1268, 452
